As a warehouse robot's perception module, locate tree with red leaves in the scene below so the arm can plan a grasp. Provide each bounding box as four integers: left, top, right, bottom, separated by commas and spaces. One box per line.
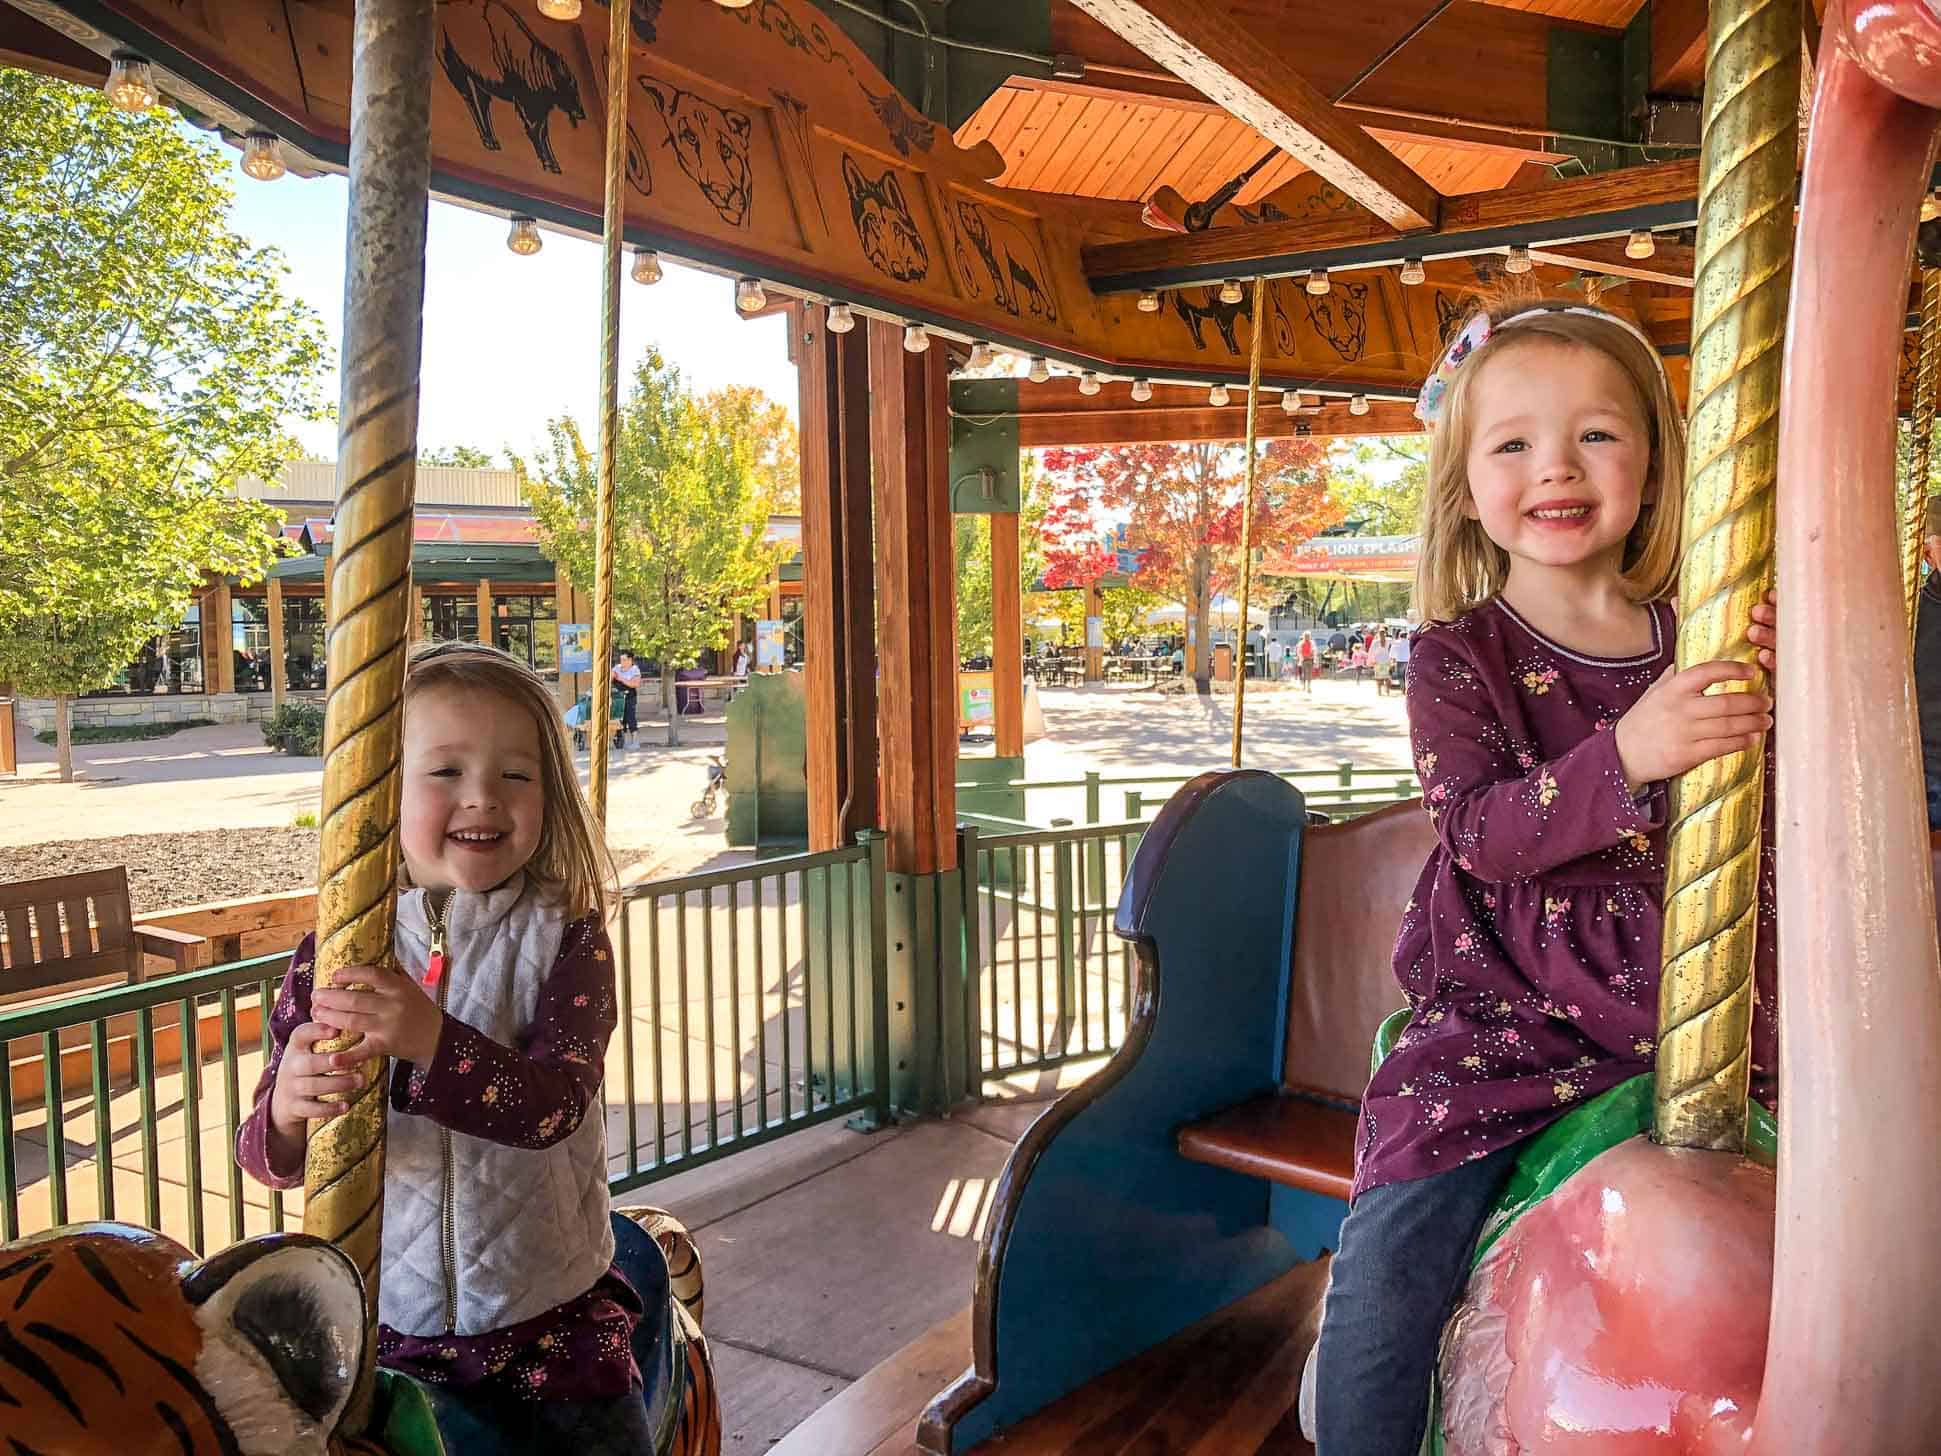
1038, 438, 1339, 690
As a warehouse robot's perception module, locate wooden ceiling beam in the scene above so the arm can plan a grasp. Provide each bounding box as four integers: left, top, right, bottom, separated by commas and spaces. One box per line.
1014, 401, 1422, 447
1083, 158, 1702, 291
1066, 0, 1441, 231
1651, 0, 1710, 96
1528, 237, 1697, 287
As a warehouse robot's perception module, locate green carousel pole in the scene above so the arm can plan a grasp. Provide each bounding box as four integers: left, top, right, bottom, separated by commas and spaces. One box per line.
586, 0, 630, 827
306, 0, 435, 1433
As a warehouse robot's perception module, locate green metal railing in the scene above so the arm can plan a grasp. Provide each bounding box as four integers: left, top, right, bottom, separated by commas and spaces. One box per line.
957, 762, 1420, 833
0, 836, 893, 1248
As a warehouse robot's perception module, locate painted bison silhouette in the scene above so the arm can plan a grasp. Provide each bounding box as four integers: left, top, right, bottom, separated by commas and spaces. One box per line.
439, 0, 585, 176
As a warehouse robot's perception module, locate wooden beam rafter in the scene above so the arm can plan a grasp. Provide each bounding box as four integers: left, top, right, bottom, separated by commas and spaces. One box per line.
1651, 0, 1710, 95
1068, 0, 1441, 231
1528, 237, 1697, 287
1084, 158, 1702, 291
984, 379, 1422, 446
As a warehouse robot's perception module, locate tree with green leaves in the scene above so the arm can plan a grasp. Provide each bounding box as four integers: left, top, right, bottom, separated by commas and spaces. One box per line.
955, 456, 1048, 658
521, 351, 786, 746
0, 69, 329, 779
1323, 436, 1428, 535
420, 444, 501, 468
700, 385, 800, 515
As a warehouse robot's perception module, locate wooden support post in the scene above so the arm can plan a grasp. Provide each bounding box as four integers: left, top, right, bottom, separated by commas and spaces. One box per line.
267, 575, 287, 712
212, 580, 235, 694
409, 585, 424, 642
553, 562, 574, 708
801, 305, 880, 852
869, 318, 956, 875
322, 554, 333, 627
1083, 582, 1103, 682
476, 578, 493, 647
992, 513, 1024, 757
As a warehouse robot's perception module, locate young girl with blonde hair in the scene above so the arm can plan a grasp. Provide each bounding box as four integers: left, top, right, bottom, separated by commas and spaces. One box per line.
1311, 301, 1780, 1453
239, 642, 646, 1444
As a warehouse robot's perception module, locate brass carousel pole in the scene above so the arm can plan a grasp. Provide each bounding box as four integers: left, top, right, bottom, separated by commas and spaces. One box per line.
1652, 0, 1798, 1150
306, 0, 435, 1431
1230, 276, 1267, 768
1903, 268, 1940, 641
587, 0, 631, 825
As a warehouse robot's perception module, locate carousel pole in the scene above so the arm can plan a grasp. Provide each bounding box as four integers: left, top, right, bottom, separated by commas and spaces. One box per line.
305, 0, 435, 1431
1903, 267, 1940, 641
1652, 0, 1798, 1150
1229, 276, 1266, 768
587, 0, 631, 825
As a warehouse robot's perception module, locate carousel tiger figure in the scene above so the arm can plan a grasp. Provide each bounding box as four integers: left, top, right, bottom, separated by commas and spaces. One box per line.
3, 1213, 721, 1456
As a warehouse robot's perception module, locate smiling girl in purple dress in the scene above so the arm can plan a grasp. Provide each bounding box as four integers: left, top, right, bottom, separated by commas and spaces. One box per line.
1310, 302, 1781, 1454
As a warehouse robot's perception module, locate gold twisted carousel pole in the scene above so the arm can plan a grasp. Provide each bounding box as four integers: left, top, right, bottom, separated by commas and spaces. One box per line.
1652, 0, 1798, 1150
587, 0, 630, 826
1903, 268, 1940, 641
1230, 276, 1267, 768
306, 0, 435, 1431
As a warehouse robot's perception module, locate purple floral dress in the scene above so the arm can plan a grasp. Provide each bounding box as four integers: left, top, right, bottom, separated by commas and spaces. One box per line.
238, 917, 641, 1401
1354, 597, 1778, 1199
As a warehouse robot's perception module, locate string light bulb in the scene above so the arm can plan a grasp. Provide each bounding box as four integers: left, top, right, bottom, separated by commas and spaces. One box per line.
1399, 257, 1425, 286
1078, 372, 1100, 396
1281, 390, 1300, 415
1218, 279, 1244, 304
1626, 230, 1656, 259
506, 215, 542, 256
965, 340, 994, 370
1305, 269, 1331, 296
1137, 289, 1161, 313
104, 53, 158, 113
1028, 356, 1051, 384
902, 322, 929, 353
1130, 378, 1153, 402
535, 0, 581, 17
1209, 383, 1230, 407
240, 132, 286, 182
1504, 243, 1533, 274
735, 277, 767, 312
713, 0, 757, 8
825, 301, 856, 334
1349, 394, 1370, 417
631, 249, 663, 285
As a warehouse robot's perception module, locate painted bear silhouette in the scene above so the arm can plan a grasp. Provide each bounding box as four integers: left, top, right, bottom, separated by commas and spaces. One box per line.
953, 200, 1057, 322
843, 155, 929, 282
641, 79, 753, 226
439, 0, 584, 176
1172, 287, 1249, 353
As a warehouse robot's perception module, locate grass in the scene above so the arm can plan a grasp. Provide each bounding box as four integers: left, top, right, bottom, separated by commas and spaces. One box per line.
290, 810, 320, 829
34, 717, 216, 746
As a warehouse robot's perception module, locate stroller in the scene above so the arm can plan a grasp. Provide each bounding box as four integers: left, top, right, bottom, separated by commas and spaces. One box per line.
564, 686, 629, 752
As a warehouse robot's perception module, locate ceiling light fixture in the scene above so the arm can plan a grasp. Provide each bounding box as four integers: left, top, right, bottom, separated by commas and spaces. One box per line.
240, 132, 286, 182
104, 52, 158, 113
735, 277, 767, 312
506, 215, 542, 256
825, 301, 855, 334
1626, 230, 1656, 259
1399, 257, 1425, 286
1137, 289, 1161, 313
630, 249, 663, 285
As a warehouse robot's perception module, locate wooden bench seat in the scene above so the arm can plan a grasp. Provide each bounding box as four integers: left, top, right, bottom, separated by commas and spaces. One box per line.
1176, 1093, 1357, 1203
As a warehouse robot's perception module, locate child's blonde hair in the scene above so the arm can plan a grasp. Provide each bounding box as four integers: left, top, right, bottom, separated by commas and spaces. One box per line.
402, 640, 617, 918
1412, 301, 1687, 623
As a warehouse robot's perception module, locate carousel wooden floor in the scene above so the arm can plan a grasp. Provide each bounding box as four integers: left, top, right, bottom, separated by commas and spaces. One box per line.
815, 1257, 1328, 1456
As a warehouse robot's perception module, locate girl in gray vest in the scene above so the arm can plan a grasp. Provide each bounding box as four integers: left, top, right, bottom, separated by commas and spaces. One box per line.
239, 642, 649, 1447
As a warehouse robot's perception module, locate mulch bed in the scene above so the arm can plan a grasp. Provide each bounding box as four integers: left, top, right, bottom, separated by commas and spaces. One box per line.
1, 830, 664, 915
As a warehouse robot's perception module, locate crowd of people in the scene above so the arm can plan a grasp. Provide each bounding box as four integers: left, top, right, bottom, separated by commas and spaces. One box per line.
1263, 623, 1411, 695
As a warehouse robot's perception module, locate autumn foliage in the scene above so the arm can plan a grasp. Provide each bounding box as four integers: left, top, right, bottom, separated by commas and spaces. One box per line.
1037, 439, 1340, 681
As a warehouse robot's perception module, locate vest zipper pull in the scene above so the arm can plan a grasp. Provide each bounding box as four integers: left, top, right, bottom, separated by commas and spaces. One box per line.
424, 893, 448, 989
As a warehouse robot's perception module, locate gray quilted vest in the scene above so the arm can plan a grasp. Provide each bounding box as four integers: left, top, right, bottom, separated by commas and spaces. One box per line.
381, 877, 615, 1337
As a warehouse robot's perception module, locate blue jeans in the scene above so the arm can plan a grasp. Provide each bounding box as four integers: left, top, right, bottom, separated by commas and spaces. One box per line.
1314, 1143, 1520, 1455
1927, 773, 1941, 830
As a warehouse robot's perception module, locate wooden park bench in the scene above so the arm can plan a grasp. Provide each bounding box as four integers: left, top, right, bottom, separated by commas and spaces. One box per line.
0, 868, 208, 1007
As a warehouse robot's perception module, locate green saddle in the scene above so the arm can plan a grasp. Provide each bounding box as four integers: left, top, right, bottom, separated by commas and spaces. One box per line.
368, 1370, 447, 1455
1369, 1009, 1779, 1455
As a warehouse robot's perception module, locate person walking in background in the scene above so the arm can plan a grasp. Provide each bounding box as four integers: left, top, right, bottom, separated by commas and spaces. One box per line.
1387, 626, 1412, 694
611, 649, 641, 749
1266, 636, 1286, 682
1370, 629, 1392, 695
1296, 630, 1317, 693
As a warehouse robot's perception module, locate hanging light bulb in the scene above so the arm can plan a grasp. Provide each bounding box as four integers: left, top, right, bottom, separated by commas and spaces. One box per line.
1136, 289, 1161, 313
1626, 229, 1656, 259
735, 277, 767, 312
1130, 378, 1153, 402
713, 0, 757, 8
506, 215, 542, 256
1209, 383, 1230, 407
1281, 390, 1300, 415
1028, 356, 1051, 384
902, 322, 930, 353
631, 248, 663, 285
1218, 279, 1244, 304
1078, 372, 1101, 396
965, 340, 994, 371
825, 301, 856, 334
1349, 394, 1370, 416
240, 132, 286, 182
1504, 243, 1533, 275
104, 52, 159, 113
1305, 268, 1331, 296
535, 0, 581, 17
1399, 257, 1425, 286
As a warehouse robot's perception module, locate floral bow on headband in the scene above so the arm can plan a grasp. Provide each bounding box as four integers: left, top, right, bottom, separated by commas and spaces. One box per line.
1411, 304, 1663, 426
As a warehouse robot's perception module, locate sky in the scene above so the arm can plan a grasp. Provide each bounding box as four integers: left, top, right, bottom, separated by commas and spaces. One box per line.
221, 162, 801, 463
